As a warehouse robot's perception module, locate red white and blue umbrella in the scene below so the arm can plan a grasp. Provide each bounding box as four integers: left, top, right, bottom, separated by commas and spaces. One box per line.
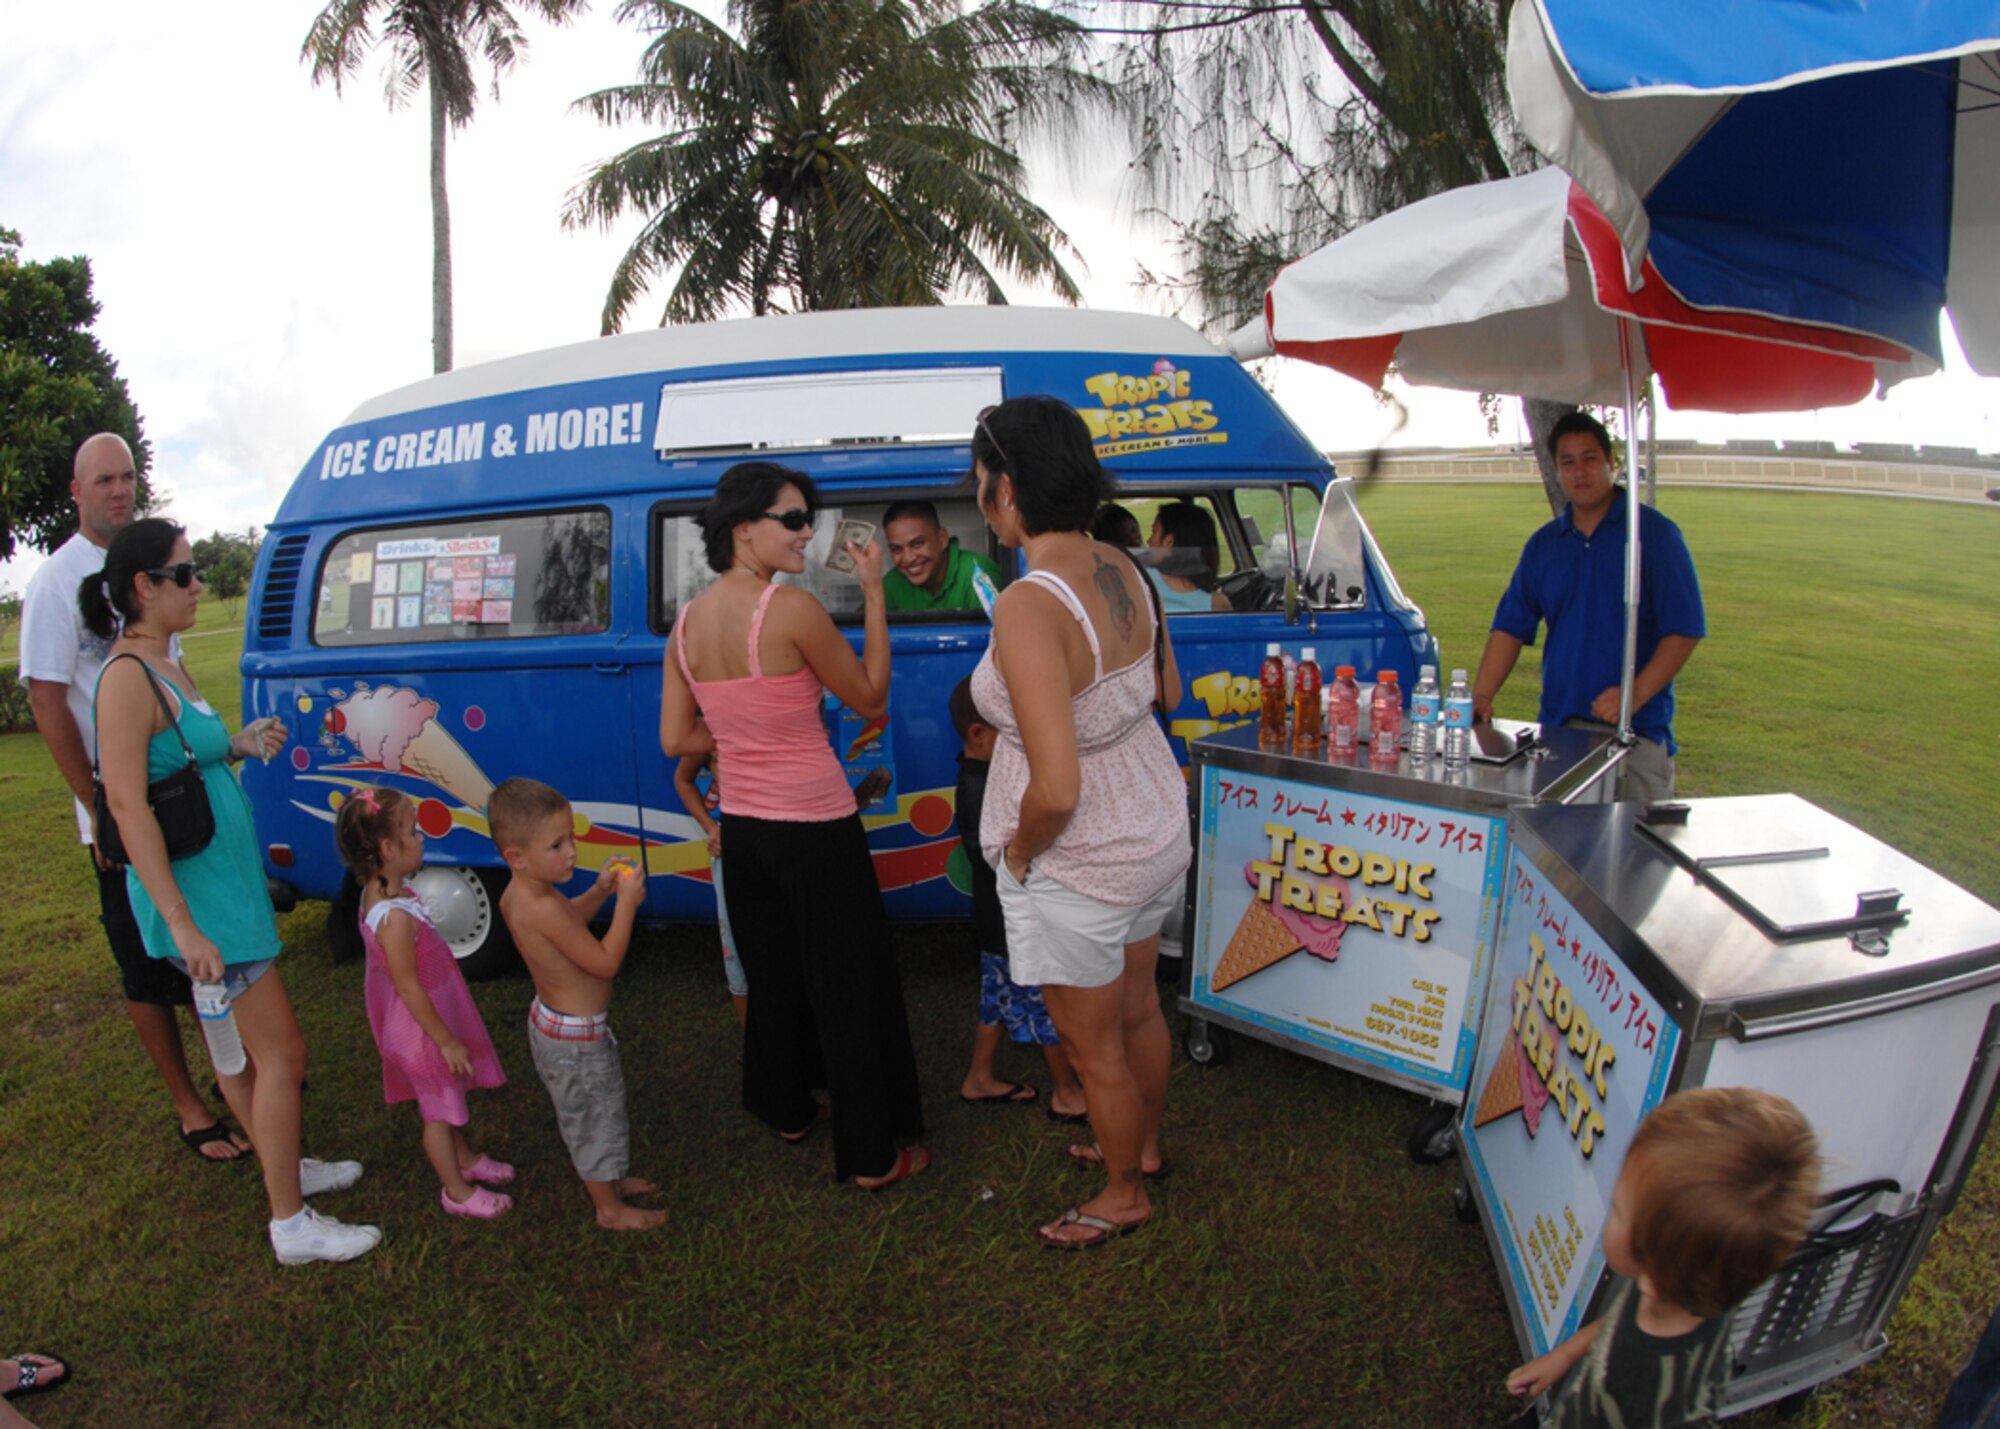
1226, 164, 1910, 414
1507, 0, 2000, 382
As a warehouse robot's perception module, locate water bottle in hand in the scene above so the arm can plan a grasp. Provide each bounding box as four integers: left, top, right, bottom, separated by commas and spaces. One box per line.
1408, 665, 1441, 762
193, 979, 247, 1076
1442, 668, 1474, 767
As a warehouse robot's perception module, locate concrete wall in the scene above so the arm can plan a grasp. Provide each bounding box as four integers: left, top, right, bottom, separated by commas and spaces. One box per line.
1339, 447, 2000, 500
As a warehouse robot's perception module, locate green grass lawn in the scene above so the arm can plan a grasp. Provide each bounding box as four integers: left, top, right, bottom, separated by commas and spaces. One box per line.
0, 490, 1995, 1427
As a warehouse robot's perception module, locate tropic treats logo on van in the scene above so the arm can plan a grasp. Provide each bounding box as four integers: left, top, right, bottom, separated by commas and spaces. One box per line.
1078, 359, 1229, 458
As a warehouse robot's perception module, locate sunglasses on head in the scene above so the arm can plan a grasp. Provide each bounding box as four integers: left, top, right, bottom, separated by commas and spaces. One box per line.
144, 561, 201, 588
974, 404, 1012, 473
761, 508, 813, 532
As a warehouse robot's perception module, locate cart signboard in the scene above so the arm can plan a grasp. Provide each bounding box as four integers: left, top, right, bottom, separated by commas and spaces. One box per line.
1460, 845, 1682, 1354
1186, 761, 1510, 1094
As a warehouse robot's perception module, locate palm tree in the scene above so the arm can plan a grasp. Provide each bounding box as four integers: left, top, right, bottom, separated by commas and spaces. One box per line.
303, 0, 589, 372
564, 0, 1108, 332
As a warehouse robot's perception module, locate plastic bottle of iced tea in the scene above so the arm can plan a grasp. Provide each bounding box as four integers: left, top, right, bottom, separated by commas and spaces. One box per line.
1293, 647, 1323, 751
1259, 643, 1287, 744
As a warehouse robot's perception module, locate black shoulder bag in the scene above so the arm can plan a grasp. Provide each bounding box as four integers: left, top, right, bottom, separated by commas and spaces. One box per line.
92, 654, 217, 867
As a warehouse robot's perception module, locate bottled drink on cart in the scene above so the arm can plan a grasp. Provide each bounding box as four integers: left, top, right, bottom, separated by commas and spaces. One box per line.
192, 979, 247, 1076
1408, 664, 1441, 762
1442, 667, 1474, 767
1370, 669, 1402, 763
1259, 643, 1287, 744
1293, 648, 1323, 751
1329, 665, 1362, 754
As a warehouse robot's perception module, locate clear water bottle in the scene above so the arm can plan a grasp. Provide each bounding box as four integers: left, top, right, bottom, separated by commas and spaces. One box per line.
1370, 669, 1402, 762
1329, 665, 1362, 754
1442, 667, 1474, 767
970, 567, 998, 619
1408, 665, 1441, 762
192, 980, 247, 1076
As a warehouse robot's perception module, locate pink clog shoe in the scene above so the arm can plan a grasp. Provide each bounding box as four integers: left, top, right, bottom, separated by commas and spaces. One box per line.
441, 1185, 513, 1219
462, 1155, 515, 1186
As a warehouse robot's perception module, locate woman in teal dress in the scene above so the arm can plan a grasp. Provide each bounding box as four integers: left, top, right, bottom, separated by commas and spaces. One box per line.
84, 519, 380, 1266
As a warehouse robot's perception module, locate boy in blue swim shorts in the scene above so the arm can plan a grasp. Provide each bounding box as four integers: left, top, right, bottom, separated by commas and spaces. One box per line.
950, 677, 1085, 1119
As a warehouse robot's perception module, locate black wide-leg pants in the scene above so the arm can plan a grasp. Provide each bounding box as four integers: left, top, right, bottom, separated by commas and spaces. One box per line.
721, 811, 925, 1180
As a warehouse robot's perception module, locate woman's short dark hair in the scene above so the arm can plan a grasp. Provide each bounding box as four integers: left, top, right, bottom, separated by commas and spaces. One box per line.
699, 462, 819, 573
971, 396, 1116, 537
1153, 501, 1221, 585
78, 517, 183, 639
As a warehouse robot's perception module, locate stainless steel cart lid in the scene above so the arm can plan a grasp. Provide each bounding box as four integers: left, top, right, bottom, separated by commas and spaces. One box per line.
1512, 794, 2000, 1037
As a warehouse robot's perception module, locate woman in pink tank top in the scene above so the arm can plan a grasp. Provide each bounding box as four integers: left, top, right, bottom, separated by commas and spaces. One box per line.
660, 463, 928, 1190
970, 397, 1192, 1250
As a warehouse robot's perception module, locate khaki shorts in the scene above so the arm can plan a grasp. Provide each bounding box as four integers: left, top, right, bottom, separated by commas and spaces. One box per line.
527, 1002, 630, 1184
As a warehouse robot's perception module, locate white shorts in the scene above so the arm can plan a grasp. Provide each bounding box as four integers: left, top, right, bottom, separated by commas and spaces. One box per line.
995, 862, 1184, 990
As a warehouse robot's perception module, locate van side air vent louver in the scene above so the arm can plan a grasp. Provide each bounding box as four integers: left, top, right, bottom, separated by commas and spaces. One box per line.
257, 534, 310, 641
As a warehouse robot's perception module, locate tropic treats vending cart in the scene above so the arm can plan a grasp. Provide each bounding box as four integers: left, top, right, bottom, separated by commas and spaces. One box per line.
1178, 719, 1615, 1150
1459, 794, 2000, 1416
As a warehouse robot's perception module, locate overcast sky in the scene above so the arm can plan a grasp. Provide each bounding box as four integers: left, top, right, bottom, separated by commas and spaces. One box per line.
4, 2, 1993, 589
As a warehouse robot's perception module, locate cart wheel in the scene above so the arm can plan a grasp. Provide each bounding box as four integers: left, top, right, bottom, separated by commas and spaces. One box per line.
1407, 1105, 1459, 1164
1453, 1175, 1479, 1225
1184, 1020, 1231, 1068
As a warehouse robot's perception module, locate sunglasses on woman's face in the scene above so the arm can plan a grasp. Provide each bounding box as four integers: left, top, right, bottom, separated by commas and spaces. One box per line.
145, 561, 201, 588
762, 508, 813, 532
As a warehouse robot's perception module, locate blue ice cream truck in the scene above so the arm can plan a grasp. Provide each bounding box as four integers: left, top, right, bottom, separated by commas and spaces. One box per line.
243, 306, 1439, 975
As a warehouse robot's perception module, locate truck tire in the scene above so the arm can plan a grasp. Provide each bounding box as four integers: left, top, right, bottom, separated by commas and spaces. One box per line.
407, 866, 519, 981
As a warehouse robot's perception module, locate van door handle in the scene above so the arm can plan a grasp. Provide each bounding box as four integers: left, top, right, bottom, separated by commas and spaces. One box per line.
592, 662, 624, 674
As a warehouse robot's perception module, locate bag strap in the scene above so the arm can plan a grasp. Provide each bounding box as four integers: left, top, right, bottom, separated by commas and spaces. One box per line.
92, 652, 200, 777
1116, 548, 1170, 716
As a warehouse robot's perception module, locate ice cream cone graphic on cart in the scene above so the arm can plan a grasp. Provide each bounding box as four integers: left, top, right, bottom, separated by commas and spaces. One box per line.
327, 686, 495, 810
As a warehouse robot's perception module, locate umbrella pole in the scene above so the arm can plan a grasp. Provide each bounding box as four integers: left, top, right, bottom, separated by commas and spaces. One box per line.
1616, 318, 1642, 745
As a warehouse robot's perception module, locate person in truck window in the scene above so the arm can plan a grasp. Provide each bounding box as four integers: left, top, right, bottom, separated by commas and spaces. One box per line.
880, 500, 1000, 613
1146, 502, 1230, 613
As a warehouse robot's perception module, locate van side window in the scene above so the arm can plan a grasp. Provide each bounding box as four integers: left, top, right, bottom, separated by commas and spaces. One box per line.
654, 495, 1000, 629
1106, 493, 1236, 614
312, 509, 611, 647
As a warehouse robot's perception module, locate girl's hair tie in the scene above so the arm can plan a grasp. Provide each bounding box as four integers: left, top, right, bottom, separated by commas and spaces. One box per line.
355, 790, 380, 811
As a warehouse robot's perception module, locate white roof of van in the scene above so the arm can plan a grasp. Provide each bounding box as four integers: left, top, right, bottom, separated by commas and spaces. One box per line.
345, 306, 1225, 424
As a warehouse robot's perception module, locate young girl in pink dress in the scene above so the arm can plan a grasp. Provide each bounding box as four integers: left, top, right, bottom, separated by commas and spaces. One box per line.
336, 787, 512, 1219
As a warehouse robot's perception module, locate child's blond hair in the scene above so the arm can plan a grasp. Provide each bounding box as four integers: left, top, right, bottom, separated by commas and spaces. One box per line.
487, 777, 570, 858
1624, 1087, 1820, 1318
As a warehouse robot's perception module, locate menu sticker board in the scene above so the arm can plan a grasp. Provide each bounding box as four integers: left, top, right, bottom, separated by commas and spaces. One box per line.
370, 596, 395, 630
422, 583, 452, 625
1186, 764, 1508, 1092
480, 599, 513, 624
1459, 847, 1682, 1355
373, 561, 399, 594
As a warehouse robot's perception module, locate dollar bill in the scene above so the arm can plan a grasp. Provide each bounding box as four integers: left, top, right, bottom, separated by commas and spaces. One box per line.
825, 517, 877, 576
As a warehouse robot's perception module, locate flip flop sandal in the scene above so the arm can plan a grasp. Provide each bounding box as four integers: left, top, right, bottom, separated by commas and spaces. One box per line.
4, 1352, 70, 1399
441, 1185, 513, 1220
778, 1100, 833, 1144
961, 1081, 1038, 1106
1039, 1207, 1147, 1251
1065, 1142, 1172, 1180
179, 1121, 250, 1163
853, 1144, 932, 1191
1045, 1105, 1090, 1125
462, 1155, 516, 1186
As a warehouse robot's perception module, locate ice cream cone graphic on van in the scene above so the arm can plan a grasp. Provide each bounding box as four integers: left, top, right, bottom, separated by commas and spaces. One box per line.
327, 686, 495, 810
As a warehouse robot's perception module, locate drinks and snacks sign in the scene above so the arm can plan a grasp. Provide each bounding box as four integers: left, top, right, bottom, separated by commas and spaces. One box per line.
1460, 846, 1682, 1353
1187, 764, 1510, 1092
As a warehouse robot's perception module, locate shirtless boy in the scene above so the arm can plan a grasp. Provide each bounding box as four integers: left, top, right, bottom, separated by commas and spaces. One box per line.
489, 777, 663, 1232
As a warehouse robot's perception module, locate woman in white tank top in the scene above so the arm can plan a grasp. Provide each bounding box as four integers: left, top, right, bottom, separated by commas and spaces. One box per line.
970, 397, 1192, 1251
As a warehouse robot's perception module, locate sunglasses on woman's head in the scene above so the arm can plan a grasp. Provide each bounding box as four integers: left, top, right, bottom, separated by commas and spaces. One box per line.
761, 508, 813, 532
974, 404, 1011, 472
145, 561, 201, 588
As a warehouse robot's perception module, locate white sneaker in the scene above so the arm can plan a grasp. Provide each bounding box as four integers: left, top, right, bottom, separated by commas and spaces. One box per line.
299, 1157, 363, 1197
270, 1207, 382, 1265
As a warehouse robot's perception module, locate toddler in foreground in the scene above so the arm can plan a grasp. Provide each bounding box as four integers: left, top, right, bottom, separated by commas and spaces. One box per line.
489, 777, 662, 1232
335, 786, 513, 1219
1507, 1086, 1819, 1427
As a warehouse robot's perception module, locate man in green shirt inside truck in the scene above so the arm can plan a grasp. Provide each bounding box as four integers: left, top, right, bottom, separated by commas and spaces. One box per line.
881, 501, 1000, 613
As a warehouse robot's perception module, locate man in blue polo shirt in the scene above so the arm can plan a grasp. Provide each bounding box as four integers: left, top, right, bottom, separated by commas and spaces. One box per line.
1471, 412, 1705, 803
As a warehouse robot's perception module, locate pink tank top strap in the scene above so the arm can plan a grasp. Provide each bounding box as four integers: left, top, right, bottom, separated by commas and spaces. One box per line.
746, 582, 781, 677
1020, 570, 1103, 681
672, 609, 697, 686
